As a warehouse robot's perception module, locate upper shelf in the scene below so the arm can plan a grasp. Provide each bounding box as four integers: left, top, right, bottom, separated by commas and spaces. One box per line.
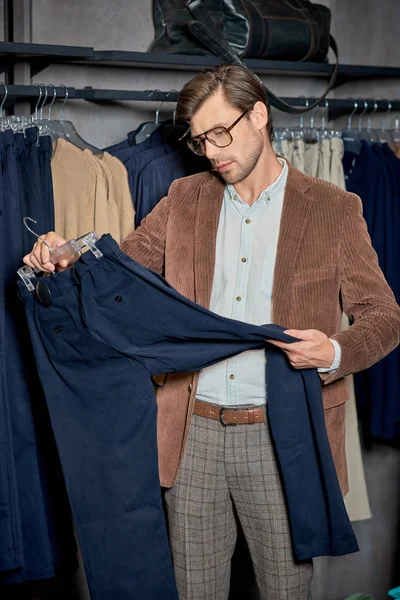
1, 42, 400, 87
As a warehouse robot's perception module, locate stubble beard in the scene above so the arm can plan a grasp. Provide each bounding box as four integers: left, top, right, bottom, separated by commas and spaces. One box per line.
219, 135, 264, 185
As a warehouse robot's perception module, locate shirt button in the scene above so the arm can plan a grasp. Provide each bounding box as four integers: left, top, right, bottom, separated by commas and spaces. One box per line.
245, 218, 251, 224
115, 296, 123, 303
229, 374, 235, 380
267, 196, 271, 203
241, 257, 247, 263
236, 296, 242, 302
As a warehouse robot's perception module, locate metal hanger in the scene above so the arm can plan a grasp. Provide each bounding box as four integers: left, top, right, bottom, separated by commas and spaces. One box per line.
0, 82, 32, 133
365, 100, 380, 143
319, 99, 330, 139
303, 97, 319, 143
341, 99, 362, 154
292, 97, 307, 141
135, 91, 164, 144
32, 83, 51, 142
57, 84, 102, 154
390, 101, 400, 144
0, 82, 8, 131
356, 100, 374, 144
34, 83, 64, 142
377, 100, 396, 145
45, 84, 68, 140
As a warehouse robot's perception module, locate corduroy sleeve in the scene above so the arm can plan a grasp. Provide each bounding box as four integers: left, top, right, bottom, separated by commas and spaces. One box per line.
322, 193, 400, 385
119, 181, 176, 274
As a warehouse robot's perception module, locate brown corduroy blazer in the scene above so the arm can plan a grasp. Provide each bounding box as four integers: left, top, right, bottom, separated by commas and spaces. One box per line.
121, 161, 400, 495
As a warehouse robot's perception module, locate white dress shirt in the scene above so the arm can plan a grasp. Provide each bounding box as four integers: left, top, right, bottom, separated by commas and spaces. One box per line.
196, 158, 340, 406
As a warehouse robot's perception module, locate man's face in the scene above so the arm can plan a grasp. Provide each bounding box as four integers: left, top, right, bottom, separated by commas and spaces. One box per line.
190, 89, 265, 185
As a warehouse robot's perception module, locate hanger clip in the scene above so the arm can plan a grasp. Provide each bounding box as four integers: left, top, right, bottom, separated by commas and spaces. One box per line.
17, 231, 103, 291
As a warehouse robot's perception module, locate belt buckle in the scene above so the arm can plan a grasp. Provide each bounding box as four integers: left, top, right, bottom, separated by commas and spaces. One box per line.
219, 406, 237, 427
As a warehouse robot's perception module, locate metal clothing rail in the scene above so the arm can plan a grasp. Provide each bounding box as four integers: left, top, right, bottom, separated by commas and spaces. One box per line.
1, 84, 400, 121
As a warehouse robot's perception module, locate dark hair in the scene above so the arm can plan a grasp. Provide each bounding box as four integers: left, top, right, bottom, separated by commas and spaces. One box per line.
176, 65, 274, 143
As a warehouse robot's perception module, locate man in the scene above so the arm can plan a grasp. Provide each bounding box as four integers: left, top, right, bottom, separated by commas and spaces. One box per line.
25, 65, 400, 600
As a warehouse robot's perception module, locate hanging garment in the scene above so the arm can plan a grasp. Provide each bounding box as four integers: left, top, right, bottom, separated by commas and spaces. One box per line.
106, 124, 207, 227
18, 233, 359, 598
0, 129, 76, 585
83, 150, 135, 243
52, 139, 110, 240
274, 136, 369, 520
83, 149, 121, 243
341, 313, 372, 522
317, 137, 332, 182
344, 141, 400, 440
304, 141, 320, 177
38, 134, 56, 235
330, 137, 346, 189
281, 139, 294, 163
273, 135, 370, 520
100, 152, 135, 241
291, 138, 306, 173
134, 149, 202, 227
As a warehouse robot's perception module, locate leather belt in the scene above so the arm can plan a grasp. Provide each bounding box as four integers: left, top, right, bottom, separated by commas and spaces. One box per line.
193, 399, 265, 427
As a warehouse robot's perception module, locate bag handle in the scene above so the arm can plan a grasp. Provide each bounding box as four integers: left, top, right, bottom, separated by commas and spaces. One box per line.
186, 0, 338, 115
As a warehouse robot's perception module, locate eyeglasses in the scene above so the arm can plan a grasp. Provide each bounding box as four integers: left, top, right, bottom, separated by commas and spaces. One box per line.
187, 110, 249, 156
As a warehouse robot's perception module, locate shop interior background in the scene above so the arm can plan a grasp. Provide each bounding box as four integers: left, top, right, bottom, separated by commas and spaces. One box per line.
1, 1, 400, 599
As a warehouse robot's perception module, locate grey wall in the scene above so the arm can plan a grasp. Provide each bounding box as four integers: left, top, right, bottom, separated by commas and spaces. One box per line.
2, 1, 400, 599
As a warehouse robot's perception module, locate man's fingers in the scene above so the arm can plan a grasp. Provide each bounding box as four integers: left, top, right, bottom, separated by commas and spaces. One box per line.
58, 258, 71, 269
266, 339, 292, 350
284, 329, 320, 340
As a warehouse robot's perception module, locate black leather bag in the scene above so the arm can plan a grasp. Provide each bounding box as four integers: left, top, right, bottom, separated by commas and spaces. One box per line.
151, 0, 332, 62
150, 0, 338, 114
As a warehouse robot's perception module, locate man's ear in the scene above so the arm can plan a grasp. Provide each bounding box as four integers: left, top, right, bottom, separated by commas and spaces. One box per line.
251, 101, 268, 131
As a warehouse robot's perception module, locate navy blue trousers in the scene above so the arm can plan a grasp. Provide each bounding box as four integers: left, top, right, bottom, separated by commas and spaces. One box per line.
0, 130, 75, 584
18, 234, 358, 599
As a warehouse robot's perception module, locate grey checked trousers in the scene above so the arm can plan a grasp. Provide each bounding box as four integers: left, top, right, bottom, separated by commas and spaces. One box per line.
164, 405, 313, 600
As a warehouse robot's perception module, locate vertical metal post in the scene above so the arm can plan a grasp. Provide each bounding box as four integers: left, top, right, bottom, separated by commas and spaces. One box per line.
10, 0, 32, 114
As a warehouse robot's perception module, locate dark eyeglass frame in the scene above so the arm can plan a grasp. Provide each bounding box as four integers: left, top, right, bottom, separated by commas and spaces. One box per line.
187, 110, 249, 155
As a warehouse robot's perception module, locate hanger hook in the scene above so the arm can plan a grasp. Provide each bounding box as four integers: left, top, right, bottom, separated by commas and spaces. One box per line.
156, 101, 164, 125
306, 97, 314, 128
347, 99, 358, 129
166, 89, 178, 124
321, 99, 329, 130
366, 98, 378, 131
23, 217, 52, 249
0, 82, 8, 118
38, 84, 48, 120
392, 100, 399, 132
59, 84, 68, 122
357, 99, 368, 130
297, 96, 307, 128
153, 90, 163, 125
34, 84, 43, 121
380, 99, 392, 131
47, 84, 57, 120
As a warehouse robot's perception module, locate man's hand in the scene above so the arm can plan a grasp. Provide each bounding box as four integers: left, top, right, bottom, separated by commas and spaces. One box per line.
23, 231, 70, 273
267, 329, 335, 370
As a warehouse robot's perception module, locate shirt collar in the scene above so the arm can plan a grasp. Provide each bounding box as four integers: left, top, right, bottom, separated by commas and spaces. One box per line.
227, 158, 288, 207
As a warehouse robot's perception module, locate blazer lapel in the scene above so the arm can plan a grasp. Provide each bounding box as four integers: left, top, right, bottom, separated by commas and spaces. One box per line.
272, 164, 314, 325
194, 174, 224, 308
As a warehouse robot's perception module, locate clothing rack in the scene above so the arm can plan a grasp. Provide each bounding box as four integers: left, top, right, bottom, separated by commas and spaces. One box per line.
2, 84, 400, 121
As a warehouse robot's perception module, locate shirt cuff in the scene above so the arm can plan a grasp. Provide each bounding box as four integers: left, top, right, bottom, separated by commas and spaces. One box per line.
317, 339, 341, 374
